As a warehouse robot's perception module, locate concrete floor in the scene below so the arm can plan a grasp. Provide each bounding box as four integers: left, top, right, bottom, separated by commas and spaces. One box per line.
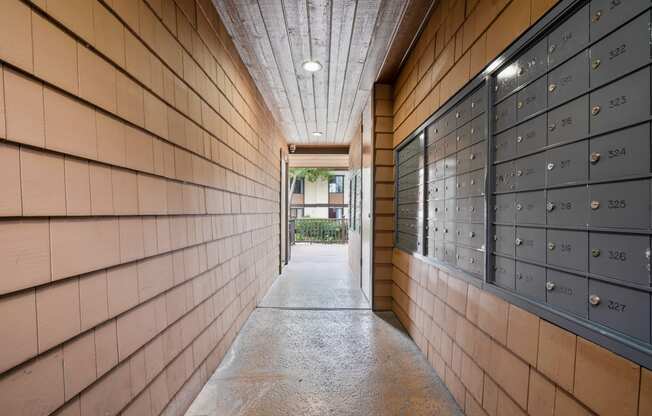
185, 309, 462, 416
259, 244, 369, 309
185, 244, 462, 416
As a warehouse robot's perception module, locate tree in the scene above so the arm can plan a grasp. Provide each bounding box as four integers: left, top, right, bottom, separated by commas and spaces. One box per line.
288, 168, 332, 209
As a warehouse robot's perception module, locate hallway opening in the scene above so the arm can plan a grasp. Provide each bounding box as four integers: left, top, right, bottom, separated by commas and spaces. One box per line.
185, 147, 461, 415
261, 243, 369, 310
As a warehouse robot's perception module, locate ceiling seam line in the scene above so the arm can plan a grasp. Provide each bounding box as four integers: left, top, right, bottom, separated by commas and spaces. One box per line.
339, 0, 386, 144
257, 0, 306, 142
281, 0, 312, 143
325, 0, 333, 143
332, 0, 358, 145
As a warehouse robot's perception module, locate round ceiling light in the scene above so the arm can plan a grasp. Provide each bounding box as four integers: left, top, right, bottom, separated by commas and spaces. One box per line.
312, 131, 323, 137
302, 60, 322, 72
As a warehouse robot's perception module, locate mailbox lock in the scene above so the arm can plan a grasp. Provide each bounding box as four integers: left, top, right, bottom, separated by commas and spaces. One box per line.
457, 136, 461, 142
591, 105, 601, 116
494, 85, 500, 92
591, 248, 601, 257
470, 127, 475, 135
546, 202, 555, 212
592, 10, 602, 22
469, 231, 476, 238
456, 112, 461, 119
548, 242, 556, 250
515, 238, 523, 246
589, 294, 601, 306
470, 206, 475, 212
518, 66, 525, 76
470, 153, 476, 160
548, 123, 556, 131
548, 83, 557, 92
457, 183, 461, 188
590, 152, 601, 164
548, 44, 556, 53
471, 101, 476, 108
516, 203, 523, 211
516, 136, 523, 143
517, 101, 524, 109
546, 281, 555, 291
516, 170, 523, 176
646, 248, 651, 260
591, 59, 601, 70
469, 257, 475, 264
590, 200, 600, 210
493, 235, 498, 241
547, 162, 555, 171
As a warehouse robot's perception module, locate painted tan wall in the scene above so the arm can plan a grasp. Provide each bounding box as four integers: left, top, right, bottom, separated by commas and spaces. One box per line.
349, 127, 362, 284
0, 0, 285, 415
385, 0, 652, 414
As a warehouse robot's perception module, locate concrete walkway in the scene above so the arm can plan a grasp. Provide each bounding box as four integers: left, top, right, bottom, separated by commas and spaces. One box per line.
185, 244, 462, 416
259, 244, 369, 309
185, 310, 462, 416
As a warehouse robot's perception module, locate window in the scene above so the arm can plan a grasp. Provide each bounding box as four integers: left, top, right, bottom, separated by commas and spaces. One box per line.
290, 208, 304, 219
328, 175, 344, 193
328, 208, 343, 219
293, 178, 304, 194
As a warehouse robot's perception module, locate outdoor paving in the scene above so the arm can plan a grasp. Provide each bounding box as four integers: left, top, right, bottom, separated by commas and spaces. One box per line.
259, 244, 370, 309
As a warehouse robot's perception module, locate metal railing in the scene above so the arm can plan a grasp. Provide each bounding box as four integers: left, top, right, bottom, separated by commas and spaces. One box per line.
291, 218, 348, 244
289, 219, 296, 245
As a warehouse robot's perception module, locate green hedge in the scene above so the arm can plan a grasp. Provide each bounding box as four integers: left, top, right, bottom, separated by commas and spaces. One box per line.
294, 219, 347, 243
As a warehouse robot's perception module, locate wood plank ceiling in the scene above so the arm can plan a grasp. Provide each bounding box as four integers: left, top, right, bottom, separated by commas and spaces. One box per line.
212, 0, 408, 145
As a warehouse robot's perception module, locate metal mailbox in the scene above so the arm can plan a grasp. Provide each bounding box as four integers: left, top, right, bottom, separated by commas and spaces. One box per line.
589, 67, 651, 136
545, 269, 588, 317
588, 232, 651, 286
516, 261, 547, 302
588, 279, 651, 342
588, 179, 651, 229
516, 114, 547, 157
589, 12, 651, 88
547, 4, 589, 68
545, 140, 589, 186
546, 229, 589, 272
589, 123, 651, 181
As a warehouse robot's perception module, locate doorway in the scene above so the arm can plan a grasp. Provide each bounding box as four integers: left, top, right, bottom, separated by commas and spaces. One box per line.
264, 149, 370, 310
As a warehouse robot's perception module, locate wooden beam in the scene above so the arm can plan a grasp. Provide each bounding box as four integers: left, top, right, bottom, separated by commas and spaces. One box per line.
376, 0, 437, 83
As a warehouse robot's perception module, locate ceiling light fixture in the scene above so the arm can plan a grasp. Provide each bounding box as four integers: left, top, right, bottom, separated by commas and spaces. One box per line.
302, 60, 322, 72
312, 132, 323, 137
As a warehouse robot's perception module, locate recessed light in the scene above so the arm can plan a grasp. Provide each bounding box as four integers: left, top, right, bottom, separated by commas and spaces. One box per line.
312, 132, 323, 137
302, 60, 322, 72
